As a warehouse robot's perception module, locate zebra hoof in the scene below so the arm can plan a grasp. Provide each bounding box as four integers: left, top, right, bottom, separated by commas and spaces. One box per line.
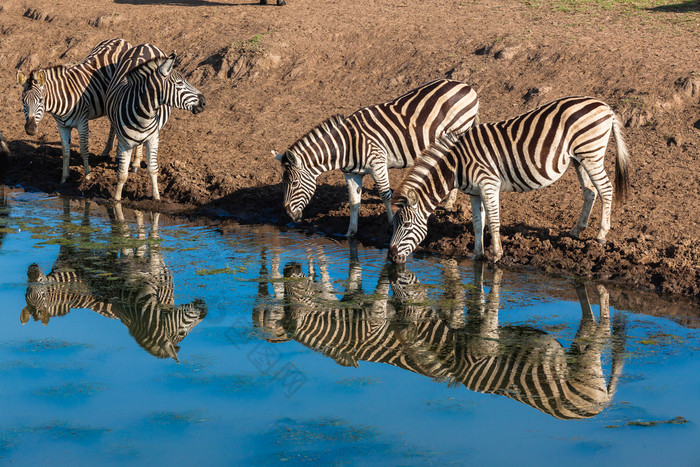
595, 237, 607, 245
277, 0, 286, 4
84, 172, 93, 181
131, 166, 139, 174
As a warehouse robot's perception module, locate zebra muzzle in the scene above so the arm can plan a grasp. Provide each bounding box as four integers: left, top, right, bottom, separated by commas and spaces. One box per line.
388, 245, 406, 264
24, 117, 38, 136
192, 95, 206, 114
285, 205, 301, 222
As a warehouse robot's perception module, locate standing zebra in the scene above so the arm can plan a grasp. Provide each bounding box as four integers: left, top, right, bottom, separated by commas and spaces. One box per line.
389, 96, 630, 263
16, 38, 133, 184
276, 79, 479, 237
107, 43, 206, 201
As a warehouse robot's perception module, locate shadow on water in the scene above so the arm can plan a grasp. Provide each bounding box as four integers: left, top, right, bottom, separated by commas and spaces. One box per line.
253, 241, 627, 420
648, 0, 700, 12
20, 199, 207, 361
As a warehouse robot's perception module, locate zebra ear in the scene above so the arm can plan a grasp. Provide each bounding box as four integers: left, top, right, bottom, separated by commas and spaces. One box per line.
283, 150, 299, 167
35, 70, 46, 86
163, 340, 180, 363
40, 309, 50, 326
159, 54, 176, 77
406, 188, 418, 207
20, 306, 31, 324
16, 71, 27, 86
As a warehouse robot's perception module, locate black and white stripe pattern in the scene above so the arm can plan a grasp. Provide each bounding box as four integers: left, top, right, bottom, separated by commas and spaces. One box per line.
21, 205, 207, 361
106, 43, 206, 201
17, 38, 132, 183
258, 257, 625, 419
276, 79, 479, 236
389, 96, 630, 263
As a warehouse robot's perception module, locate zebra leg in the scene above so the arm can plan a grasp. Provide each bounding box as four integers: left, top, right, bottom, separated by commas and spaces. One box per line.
369, 157, 393, 223
145, 137, 161, 201
57, 124, 73, 184
480, 185, 503, 262
132, 144, 144, 173
570, 160, 598, 239
114, 141, 132, 201
470, 194, 486, 260
100, 124, 116, 158
344, 173, 364, 237
577, 157, 614, 244
77, 119, 91, 180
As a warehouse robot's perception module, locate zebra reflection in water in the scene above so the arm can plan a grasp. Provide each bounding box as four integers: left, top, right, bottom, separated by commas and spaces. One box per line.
21, 201, 207, 361
254, 247, 626, 420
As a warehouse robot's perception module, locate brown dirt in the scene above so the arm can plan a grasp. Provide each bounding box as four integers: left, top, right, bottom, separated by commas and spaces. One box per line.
0, 0, 698, 300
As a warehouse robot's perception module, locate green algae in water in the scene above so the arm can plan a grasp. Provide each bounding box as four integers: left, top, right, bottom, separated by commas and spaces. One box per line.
32, 382, 105, 399
150, 410, 207, 426
195, 265, 247, 276
606, 416, 689, 428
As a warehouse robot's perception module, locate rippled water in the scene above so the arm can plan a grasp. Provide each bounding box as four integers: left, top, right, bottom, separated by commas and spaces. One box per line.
0, 187, 699, 465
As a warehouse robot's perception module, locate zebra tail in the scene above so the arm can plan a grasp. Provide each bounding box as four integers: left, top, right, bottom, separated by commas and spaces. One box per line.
0, 131, 10, 156
612, 114, 630, 204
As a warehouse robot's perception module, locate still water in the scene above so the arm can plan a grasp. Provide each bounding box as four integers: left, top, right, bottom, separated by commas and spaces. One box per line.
0, 187, 698, 465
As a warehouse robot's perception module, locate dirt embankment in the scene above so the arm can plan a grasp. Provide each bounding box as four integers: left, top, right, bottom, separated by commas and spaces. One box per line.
0, 0, 698, 300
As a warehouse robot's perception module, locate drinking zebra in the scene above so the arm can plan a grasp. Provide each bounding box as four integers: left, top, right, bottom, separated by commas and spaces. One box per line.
21, 202, 207, 361
276, 79, 479, 237
255, 252, 626, 419
16, 38, 133, 184
389, 96, 630, 263
106, 43, 206, 201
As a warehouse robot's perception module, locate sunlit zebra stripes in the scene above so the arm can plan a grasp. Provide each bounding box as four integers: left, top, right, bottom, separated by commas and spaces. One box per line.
17, 38, 132, 183
276, 78, 479, 236
106, 43, 206, 201
390, 96, 630, 263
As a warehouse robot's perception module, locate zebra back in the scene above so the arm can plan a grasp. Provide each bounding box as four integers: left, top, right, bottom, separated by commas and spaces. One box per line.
18, 38, 132, 124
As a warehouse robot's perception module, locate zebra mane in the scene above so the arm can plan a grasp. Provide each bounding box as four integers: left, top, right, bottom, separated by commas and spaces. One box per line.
393, 132, 460, 209
124, 56, 168, 81
286, 115, 347, 164
29, 65, 67, 82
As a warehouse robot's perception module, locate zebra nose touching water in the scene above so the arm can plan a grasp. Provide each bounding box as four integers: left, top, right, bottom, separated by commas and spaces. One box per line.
106, 43, 206, 201
16, 38, 134, 184
276, 79, 479, 237
389, 96, 630, 264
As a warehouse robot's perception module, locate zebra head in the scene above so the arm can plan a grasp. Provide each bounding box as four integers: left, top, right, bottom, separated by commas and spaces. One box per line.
22, 263, 50, 325
16, 70, 47, 136
141, 298, 208, 362
157, 55, 206, 114
389, 188, 429, 264
276, 150, 316, 222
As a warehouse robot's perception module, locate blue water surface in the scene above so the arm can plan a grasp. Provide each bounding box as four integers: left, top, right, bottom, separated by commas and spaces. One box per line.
0, 188, 698, 466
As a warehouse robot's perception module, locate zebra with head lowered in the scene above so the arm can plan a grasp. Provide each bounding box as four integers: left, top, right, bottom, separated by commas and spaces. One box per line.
389, 96, 630, 263
276, 79, 479, 237
21, 202, 207, 361
106, 43, 206, 201
16, 38, 133, 184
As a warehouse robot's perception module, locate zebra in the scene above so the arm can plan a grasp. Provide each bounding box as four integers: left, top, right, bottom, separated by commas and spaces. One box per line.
0, 129, 10, 156
16, 38, 134, 184
106, 43, 206, 201
275, 78, 479, 237
21, 202, 207, 361
389, 96, 630, 263
256, 251, 626, 419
